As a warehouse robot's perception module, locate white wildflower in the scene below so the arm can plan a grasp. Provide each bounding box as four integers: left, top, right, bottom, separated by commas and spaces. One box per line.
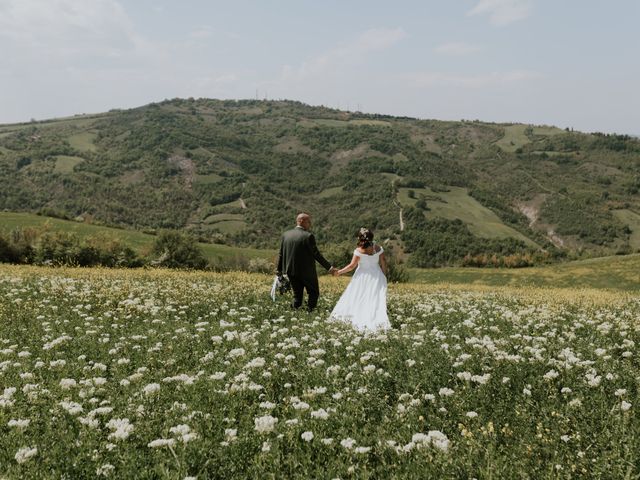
310, 408, 329, 420
60, 400, 83, 416
227, 348, 245, 359
59, 378, 77, 389
147, 438, 176, 448
340, 438, 356, 449
96, 463, 115, 476
143, 383, 160, 396
15, 446, 38, 464
438, 387, 454, 397
8, 418, 30, 431
106, 418, 134, 441
254, 415, 278, 433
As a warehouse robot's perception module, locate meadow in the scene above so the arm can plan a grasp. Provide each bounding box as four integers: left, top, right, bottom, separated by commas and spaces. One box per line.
1, 264, 638, 478
408, 253, 640, 291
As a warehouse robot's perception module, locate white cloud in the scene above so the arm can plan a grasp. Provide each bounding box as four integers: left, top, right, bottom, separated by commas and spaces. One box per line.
189, 26, 215, 40
0, 0, 245, 122
433, 42, 482, 55
192, 73, 238, 89
401, 70, 543, 88
187, 26, 240, 42
467, 0, 532, 26
0, 0, 146, 59
281, 27, 407, 82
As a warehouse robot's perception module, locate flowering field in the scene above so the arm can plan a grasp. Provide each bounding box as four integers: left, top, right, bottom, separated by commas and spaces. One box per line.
1, 265, 639, 479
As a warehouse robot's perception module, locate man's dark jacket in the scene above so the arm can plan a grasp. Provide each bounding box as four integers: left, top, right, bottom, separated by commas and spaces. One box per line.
277, 226, 331, 280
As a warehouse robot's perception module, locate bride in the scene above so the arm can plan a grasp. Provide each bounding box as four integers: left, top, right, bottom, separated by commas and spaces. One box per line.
330, 228, 391, 331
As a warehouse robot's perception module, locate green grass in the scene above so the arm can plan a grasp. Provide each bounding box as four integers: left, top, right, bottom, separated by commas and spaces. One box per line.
204, 213, 245, 224
397, 187, 537, 246
317, 186, 344, 198
495, 125, 531, 152
67, 131, 98, 152
193, 173, 223, 184
349, 119, 391, 127
381, 172, 402, 182
310, 119, 350, 128
212, 199, 245, 210
0, 212, 271, 261
612, 209, 640, 250
409, 253, 640, 290
208, 220, 247, 234
299, 119, 391, 128
53, 155, 84, 174
531, 150, 577, 157
202, 213, 248, 234
0, 116, 105, 137
531, 126, 565, 136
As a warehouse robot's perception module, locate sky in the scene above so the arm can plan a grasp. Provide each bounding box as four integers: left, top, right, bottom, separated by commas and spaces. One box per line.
1, 0, 638, 134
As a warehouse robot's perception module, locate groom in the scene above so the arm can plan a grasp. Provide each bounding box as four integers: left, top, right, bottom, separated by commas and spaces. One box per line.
276, 213, 337, 312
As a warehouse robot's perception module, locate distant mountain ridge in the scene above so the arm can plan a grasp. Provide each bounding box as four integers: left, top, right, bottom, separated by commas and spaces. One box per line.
1, 98, 639, 266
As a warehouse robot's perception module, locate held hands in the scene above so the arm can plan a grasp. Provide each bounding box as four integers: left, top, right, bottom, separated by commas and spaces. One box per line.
329, 266, 339, 277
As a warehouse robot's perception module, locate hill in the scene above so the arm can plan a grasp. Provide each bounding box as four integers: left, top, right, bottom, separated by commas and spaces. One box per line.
1, 98, 639, 267
0, 212, 273, 265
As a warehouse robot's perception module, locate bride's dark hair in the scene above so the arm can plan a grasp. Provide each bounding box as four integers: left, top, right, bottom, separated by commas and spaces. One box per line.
356, 227, 374, 248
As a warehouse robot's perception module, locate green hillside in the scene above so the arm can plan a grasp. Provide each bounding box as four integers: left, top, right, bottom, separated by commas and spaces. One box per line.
1, 98, 639, 267
0, 212, 273, 263
397, 186, 537, 246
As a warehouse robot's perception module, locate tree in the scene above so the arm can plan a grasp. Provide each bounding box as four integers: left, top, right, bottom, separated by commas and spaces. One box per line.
151, 231, 208, 269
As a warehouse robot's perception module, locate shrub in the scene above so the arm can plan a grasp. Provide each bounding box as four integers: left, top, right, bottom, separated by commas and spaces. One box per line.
150, 230, 208, 269
34, 231, 81, 265
247, 257, 274, 274
0, 234, 20, 263
385, 254, 409, 283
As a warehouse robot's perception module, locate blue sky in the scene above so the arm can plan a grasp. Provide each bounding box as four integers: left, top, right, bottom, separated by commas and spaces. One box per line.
1, 0, 638, 133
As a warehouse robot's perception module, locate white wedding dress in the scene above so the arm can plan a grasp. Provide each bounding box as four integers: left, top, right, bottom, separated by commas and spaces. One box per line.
330, 247, 390, 332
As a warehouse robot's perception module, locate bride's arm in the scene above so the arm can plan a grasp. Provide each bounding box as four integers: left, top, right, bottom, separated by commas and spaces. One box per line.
379, 253, 388, 276
337, 255, 360, 276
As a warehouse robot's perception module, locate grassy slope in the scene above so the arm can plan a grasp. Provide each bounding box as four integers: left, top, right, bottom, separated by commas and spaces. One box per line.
0, 212, 273, 261
397, 186, 537, 246
53, 155, 84, 174
409, 253, 640, 290
612, 209, 640, 249
495, 125, 531, 152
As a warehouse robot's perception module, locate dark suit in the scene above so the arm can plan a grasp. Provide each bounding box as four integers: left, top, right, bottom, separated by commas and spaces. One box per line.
276, 226, 332, 311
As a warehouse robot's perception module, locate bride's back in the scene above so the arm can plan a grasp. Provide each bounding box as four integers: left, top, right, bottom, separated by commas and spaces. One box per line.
354, 246, 383, 270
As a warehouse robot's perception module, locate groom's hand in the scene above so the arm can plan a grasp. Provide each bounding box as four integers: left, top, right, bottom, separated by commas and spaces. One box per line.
329, 266, 338, 276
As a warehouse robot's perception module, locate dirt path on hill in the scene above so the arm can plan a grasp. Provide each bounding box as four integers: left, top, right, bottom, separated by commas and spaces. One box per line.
393, 200, 404, 231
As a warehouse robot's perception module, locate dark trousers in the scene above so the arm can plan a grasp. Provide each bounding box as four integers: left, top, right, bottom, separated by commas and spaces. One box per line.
289, 276, 319, 311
